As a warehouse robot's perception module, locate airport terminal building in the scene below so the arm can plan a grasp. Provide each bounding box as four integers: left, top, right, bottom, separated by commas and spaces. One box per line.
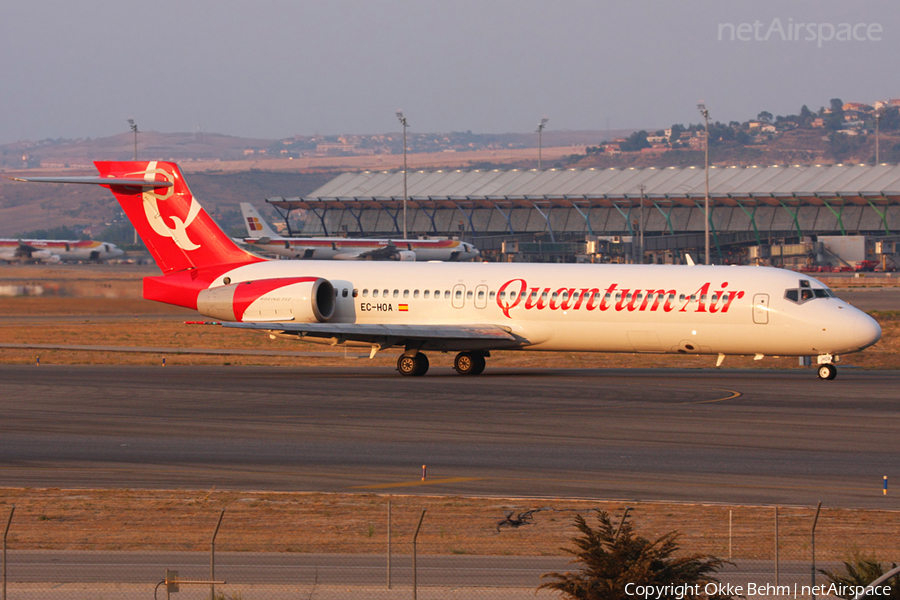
265, 164, 900, 268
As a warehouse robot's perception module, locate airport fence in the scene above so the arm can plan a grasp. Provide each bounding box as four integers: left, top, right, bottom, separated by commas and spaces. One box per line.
0, 491, 898, 599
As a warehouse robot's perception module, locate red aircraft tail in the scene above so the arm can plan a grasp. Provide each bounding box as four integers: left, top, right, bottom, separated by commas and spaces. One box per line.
94, 161, 262, 274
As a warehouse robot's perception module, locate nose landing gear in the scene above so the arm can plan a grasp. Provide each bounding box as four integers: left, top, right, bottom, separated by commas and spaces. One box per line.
816, 354, 838, 380
817, 363, 837, 380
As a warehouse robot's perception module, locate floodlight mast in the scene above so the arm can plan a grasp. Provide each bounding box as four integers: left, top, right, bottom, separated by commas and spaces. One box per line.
875, 107, 884, 164
697, 104, 710, 265
537, 117, 549, 169
127, 119, 138, 160
396, 110, 409, 239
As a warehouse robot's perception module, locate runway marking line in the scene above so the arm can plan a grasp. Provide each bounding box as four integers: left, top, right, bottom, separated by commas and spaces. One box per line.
674, 387, 742, 405
351, 477, 483, 490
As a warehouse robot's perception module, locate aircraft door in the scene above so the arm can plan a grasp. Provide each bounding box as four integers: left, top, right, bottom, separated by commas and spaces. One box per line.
752, 293, 769, 324
474, 284, 488, 309
452, 284, 466, 309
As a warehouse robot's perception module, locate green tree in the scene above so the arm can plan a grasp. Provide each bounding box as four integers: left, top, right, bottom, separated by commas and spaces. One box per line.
826, 98, 845, 131
620, 130, 650, 152
539, 510, 733, 600
757, 111, 773, 124
819, 550, 900, 600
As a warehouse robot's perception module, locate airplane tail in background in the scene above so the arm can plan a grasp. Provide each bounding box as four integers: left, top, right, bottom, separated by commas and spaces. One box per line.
240, 202, 281, 240
94, 161, 263, 274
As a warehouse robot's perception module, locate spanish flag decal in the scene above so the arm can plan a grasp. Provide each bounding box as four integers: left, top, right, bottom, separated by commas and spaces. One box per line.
399, 304, 409, 311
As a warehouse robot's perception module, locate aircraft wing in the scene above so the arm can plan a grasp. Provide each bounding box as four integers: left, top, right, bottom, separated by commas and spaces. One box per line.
221, 321, 521, 352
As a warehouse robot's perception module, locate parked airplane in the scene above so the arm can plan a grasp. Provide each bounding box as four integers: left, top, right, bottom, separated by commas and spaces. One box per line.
10, 161, 881, 379
239, 202, 480, 262
0, 238, 124, 263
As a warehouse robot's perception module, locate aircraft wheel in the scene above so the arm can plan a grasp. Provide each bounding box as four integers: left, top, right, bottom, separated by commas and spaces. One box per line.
817, 364, 837, 380
454, 352, 486, 376
398, 353, 429, 376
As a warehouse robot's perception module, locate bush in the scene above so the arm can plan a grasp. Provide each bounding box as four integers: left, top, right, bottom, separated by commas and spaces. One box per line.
539, 509, 733, 600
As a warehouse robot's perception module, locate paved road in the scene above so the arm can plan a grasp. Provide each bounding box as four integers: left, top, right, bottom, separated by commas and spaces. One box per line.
0, 365, 897, 508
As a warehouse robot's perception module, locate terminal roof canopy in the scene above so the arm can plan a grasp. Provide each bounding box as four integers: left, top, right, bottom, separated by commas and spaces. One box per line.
268, 165, 900, 211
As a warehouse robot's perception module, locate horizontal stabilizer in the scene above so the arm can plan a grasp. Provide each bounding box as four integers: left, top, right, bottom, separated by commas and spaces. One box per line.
6, 176, 173, 187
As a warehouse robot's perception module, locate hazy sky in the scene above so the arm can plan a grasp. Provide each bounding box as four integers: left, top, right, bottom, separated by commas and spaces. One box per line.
2, 0, 898, 144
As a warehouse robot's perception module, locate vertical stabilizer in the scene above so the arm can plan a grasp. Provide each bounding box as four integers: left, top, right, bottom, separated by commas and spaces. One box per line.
240, 203, 281, 240
94, 161, 262, 273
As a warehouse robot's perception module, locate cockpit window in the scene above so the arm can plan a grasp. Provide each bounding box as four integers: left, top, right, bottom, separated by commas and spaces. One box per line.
784, 280, 836, 304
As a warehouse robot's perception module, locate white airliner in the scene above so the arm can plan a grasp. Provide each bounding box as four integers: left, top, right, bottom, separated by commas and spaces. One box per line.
10, 161, 881, 380
240, 202, 480, 262
0, 238, 124, 263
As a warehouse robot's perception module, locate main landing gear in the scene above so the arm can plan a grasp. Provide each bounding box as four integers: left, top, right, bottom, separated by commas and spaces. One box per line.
396, 351, 488, 377
397, 352, 429, 376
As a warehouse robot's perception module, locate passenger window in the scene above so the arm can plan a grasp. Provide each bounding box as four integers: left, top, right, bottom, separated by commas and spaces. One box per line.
467, 291, 473, 299
489, 291, 495, 300
455, 290, 463, 299
478, 290, 485, 299
383, 289, 389, 297
363, 289, 369, 297
393, 290, 399, 298
413, 290, 419, 298
444, 290, 450, 299
403, 290, 409, 298
373, 289, 380, 298
552, 292, 559, 300
353, 289, 358, 298
342, 289, 348, 298
423, 290, 430, 299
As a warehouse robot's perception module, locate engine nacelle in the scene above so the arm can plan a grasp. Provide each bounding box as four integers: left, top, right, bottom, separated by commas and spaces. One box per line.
197, 277, 334, 323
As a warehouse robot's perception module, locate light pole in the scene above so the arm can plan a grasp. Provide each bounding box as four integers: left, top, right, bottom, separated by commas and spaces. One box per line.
697, 104, 710, 265
638, 184, 646, 264
537, 117, 548, 169
127, 119, 138, 160
875, 107, 884, 164
396, 110, 409, 239
127, 118, 139, 245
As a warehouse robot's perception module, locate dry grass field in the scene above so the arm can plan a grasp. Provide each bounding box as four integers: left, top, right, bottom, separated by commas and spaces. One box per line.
1, 488, 898, 562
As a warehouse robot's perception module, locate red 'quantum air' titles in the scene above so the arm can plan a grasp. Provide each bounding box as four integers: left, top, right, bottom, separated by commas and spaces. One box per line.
495, 279, 745, 319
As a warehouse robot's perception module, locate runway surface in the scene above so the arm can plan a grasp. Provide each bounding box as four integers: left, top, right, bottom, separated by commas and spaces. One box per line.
4, 364, 899, 508
1, 365, 898, 508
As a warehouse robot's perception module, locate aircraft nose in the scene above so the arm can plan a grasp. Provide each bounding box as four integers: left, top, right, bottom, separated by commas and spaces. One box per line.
853, 311, 882, 351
